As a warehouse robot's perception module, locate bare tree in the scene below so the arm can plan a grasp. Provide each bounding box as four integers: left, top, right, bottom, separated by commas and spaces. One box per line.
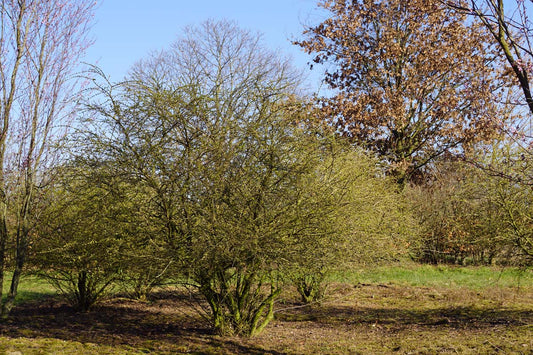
442, 0, 533, 114
441, 1, 533, 157
0, 0, 95, 317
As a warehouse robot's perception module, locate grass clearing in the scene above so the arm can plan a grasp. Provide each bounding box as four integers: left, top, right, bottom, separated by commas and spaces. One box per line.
1, 272, 56, 305
337, 263, 532, 289
0, 265, 530, 354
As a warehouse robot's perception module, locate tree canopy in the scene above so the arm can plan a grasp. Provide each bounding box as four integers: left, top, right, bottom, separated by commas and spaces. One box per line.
65, 20, 413, 336
296, 0, 513, 185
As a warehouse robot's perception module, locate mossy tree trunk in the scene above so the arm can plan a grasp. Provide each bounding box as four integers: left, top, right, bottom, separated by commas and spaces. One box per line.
198, 267, 281, 337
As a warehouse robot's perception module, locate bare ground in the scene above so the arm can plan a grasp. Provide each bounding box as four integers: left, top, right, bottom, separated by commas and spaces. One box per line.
0, 283, 531, 354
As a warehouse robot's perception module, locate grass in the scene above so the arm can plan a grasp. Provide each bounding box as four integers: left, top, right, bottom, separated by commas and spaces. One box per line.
0, 337, 144, 355
340, 263, 532, 289
1, 272, 56, 305
0, 265, 530, 354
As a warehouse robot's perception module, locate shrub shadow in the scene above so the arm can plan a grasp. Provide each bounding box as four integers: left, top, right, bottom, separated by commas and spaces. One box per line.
0, 290, 284, 354
277, 304, 532, 330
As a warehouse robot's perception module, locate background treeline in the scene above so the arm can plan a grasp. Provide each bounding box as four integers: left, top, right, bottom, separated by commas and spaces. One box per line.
0, 0, 531, 338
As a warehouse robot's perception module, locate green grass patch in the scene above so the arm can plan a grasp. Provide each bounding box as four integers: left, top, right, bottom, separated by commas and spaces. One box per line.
1, 272, 56, 305
333, 264, 532, 289
0, 336, 144, 354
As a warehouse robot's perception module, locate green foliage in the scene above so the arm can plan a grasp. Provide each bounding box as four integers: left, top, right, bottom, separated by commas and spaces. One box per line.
288, 147, 416, 303
75, 20, 417, 336
408, 145, 533, 266
407, 160, 505, 265
32, 165, 130, 311
80, 20, 313, 335
483, 144, 533, 265
33, 159, 177, 308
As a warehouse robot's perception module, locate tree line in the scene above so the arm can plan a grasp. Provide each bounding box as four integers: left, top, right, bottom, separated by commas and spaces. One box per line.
0, 0, 531, 337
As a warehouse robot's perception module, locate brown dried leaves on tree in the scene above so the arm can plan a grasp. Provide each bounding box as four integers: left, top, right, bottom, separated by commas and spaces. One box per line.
296, 0, 513, 184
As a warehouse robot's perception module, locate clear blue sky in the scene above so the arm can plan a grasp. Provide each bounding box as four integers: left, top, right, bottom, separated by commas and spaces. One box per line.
84, 0, 328, 92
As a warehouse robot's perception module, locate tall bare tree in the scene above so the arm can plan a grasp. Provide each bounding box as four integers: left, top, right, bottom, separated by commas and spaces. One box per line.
0, 0, 95, 317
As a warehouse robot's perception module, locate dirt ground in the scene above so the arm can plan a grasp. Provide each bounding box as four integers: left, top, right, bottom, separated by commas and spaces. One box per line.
0, 283, 531, 354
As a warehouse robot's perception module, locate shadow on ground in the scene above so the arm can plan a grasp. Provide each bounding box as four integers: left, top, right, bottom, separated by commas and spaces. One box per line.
0, 285, 530, 354
276, 304, 531, 329
0, 290, 284, 354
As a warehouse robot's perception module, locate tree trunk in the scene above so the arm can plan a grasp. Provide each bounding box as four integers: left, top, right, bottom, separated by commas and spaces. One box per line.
0, 195, 7, 309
